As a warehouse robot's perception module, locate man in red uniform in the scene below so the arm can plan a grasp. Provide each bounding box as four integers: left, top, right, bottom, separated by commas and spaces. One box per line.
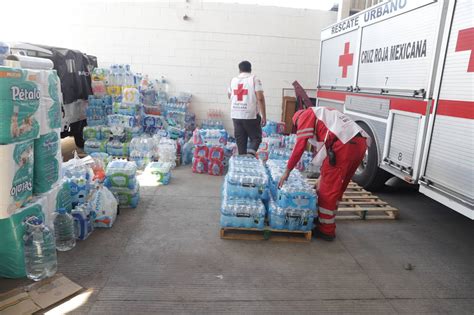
279, 107, 369, 241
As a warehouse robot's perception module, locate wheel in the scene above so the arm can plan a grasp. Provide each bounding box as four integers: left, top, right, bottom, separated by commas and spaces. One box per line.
352, 122, 392, 191
71, 120, 86, 148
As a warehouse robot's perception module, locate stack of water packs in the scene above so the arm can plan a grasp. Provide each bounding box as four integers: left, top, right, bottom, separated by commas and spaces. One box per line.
266, 159, 317, 231
192, 128, 228, 176
104, 160, 140, 208
220, 156, 268, 229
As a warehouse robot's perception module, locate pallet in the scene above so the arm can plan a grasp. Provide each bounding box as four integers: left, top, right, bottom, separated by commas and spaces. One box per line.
306, 179, 399, 220
220, 227, 312, 243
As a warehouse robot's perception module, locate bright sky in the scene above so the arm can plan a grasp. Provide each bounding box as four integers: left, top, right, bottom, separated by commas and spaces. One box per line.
203, 0, 337, 10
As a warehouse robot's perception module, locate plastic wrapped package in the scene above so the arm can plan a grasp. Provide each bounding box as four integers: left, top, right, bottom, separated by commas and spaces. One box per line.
220, 196, 265, 229
181, 140, 194, 166
83, 126, 102, 141
208, 159, 224, 176
62, 152, 93, 208
109, 184, 140, 209
143, 114, 166, 133
268, 199, 315, 231
129, 135, 156, 169
209, 146, 225, 161
0, 202, 43, 278
104, 159, 138, 190
192, 156, 208, 174
0, 140, 34, 216
0, 67, 40, 144
158, 138, 177, 167
89, 185, 118, 228
144, 161, 173, 185
112, 102, 139, 116
71, 204, 94, 240
194, 145, 209, 159
33, 129, 62, 194
107, 114, 137, 128
106, 139, 130, 158
84, 139, 108, 155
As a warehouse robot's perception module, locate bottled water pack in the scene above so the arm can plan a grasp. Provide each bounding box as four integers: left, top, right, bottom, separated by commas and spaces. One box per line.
71, 204, 94, 240
83, 126, 103, 141
224, 156, 268, 199
104, 160, 138, 190
268, 199, 314, 231
129, 135, 157, 169
106, 138, 130, 158
85, 139, 108, 155
158, 138, 177, 168
145, 161, 172, 185
220, 196, 265, 229
109, 185, 140, 208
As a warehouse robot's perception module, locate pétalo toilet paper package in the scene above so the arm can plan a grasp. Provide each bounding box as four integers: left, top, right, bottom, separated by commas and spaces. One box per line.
0, 200, 43, 278
0, 66, 40, 144
0, 139, 34, 218
30, 69, 62, 135
33, 128, 62, 194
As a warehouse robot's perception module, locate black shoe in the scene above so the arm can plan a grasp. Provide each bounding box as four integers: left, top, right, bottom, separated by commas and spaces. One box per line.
313, 229, 335, 241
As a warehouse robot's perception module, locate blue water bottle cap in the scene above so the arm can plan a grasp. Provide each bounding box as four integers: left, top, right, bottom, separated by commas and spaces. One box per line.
57, 208, 67, 214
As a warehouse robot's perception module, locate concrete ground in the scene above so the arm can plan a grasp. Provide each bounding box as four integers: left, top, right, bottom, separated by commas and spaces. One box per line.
0, 138, 473, 314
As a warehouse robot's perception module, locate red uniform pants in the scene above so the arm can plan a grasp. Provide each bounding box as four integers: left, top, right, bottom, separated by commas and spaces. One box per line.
317, 137, 367, 236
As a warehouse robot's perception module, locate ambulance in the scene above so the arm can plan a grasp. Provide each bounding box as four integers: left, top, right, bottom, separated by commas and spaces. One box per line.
317, 0, 473, 219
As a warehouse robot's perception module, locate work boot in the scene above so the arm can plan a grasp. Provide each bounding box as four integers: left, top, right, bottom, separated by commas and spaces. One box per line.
313, 228, 335, 241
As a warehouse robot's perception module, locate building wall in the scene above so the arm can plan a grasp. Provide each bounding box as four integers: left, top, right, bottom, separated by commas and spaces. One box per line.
2, 0, 336, 131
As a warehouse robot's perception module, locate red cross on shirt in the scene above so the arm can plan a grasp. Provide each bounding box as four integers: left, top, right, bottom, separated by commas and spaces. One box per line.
338, 42, 354, 78
233, 84, 248, 101
455, 27, 474, 72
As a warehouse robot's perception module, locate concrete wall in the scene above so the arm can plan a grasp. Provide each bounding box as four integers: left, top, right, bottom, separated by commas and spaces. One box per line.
2, 0, 336, 131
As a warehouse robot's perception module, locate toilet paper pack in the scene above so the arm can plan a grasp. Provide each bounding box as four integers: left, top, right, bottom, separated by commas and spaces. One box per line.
0, 67, 40, 144
0, 200, 43, 278
33, 129, 62, 194
30, 69, 62, 135
0, 139, 34, 219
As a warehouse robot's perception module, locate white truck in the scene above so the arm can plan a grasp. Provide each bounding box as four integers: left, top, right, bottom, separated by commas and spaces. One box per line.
317, 0, 473, 219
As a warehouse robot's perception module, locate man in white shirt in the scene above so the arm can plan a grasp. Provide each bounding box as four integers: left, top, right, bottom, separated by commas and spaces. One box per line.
228, 61, 267, 156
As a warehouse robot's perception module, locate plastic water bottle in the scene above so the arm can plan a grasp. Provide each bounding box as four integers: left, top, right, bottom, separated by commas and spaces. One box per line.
53, 208, 76, 251
23, 216, 58, 281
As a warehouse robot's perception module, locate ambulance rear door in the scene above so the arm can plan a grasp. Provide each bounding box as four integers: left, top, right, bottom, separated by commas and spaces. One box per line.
419, 0, 474, 219
354, 0, 445, 182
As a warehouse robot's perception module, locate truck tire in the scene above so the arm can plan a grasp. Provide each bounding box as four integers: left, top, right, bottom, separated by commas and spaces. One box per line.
352, 122, 391, 191
71, 120, 86, 149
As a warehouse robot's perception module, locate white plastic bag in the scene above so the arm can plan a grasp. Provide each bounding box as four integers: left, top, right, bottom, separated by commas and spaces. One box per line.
89, 184, 118, 228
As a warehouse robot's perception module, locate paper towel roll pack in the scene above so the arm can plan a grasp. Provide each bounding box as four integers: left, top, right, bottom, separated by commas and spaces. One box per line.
0, 139, 34, 218
33, 129, 62, 194
34, 70, 62, 135
0, 67, 40, 144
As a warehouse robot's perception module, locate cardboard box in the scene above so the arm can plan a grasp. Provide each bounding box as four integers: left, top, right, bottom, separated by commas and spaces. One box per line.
0, 274, 82, 314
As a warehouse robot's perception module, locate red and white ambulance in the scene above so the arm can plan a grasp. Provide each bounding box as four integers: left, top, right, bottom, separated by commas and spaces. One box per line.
317, 0, 473, 219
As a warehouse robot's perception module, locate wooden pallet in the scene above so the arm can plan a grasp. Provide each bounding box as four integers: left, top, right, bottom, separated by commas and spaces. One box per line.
306, 179, 399, 220
220, 227, 312, 243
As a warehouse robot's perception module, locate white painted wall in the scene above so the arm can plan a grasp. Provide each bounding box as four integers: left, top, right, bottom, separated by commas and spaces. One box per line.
1, 0, 336, 131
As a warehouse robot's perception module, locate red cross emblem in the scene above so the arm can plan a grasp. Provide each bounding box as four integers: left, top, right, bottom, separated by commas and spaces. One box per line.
338, 42, 354, 78
233, 84, 248, 101
455, 27, 474, 72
